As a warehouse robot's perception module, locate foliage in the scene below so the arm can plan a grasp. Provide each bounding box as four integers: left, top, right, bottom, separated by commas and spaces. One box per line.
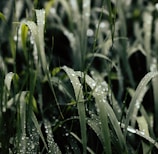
0, 0, 158, 153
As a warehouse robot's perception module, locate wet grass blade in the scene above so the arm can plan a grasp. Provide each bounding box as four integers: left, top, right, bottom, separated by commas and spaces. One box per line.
137, 116, 151, 154
150, 58, 158, 135
62, 66, 87, 154
22, 9, 47, 74
44, 120, 61, 154
124, 72, 158, 137
31, 112, 48, 151
70, 132, 95, 154
76, 71, 127, 153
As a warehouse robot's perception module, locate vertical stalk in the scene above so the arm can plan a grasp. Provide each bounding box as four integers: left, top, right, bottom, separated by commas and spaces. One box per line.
117, 0, 135, 88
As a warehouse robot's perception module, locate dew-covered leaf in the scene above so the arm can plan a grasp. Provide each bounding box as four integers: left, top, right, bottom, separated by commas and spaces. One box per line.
62, 66, 87, 153
137, 116, 151, 154
44, 120, 61, 154
75, 71, 127, 153
4, 72, 19, 91
124, 71, 158, 136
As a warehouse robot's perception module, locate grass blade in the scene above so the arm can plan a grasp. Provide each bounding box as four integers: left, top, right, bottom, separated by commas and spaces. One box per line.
22, 9, 47, 74
62, 66, 87, 154
124, 72, 158, 137
44, 120, 61, 154
76, 71, 127, 153
137, 116, 151, 154
31, 112, 48, 151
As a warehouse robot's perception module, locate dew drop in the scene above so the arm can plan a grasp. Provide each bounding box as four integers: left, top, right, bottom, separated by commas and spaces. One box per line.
65, 133, 69, 136
87, 29, 94, 37
155, 3, 158, 11
50, 8, 56, 14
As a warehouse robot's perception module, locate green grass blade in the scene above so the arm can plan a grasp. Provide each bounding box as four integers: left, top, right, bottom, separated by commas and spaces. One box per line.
70, 132, 95, 154
23, 9, 47, 74
124, 72, 158, 137
105, 0, 115, 42
62, 66, 87, 154
137, 116, 151, 154
76, 71, 127, 153
120, 122, 158, 149
4, 72, 17, 91
31, 112, 48, 151
93, 86, 111, 154
44, 120, 62, 154
87, 115, 104, 144
36, 9, 47, 72
150, 58, 158, 135
21, 24, 29, 59
143, 11, 152, 69
0, 12, 6, 21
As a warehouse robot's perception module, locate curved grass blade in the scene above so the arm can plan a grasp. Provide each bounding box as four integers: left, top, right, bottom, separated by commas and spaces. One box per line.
124, 71, 158, 137
62, 66, 87, 154
4, 72, 19, 91
119, 122, 158, 149
76, 71, 127, 153
150, 58, 158, 135
87, 116, 103, 144
22, 9, 47, 74
44, 120, 61, 154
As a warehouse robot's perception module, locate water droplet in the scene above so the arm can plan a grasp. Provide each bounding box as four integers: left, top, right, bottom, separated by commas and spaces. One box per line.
14, 35, 18, 41
87, 29, 94, 37
65, 133, 69, 136
83, 1, 89, 9
100, 22, 106, 28
50, 8, 56, 14
135, 100, 140, 109
85, 12, 90, 17
139, 130, 145, 136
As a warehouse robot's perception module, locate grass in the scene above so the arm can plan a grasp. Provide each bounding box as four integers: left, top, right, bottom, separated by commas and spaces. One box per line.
1, 0, 158, 153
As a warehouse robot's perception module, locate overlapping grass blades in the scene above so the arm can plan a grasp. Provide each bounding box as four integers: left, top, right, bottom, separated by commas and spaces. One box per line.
62, 66, 87, 154
44, 120, 62, 154
124, 71, 158, 137
76, 71, 127, 153
3, 71, 48, 152
22, 9, 47, 74
137, 116, 151, 154
62, 66, 127, 153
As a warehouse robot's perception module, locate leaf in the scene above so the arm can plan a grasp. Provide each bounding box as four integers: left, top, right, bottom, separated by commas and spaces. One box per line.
0, 12, 6, 21
22, 9, 47, 74
31, 112, 48, 151
75, 71, 127, 153
44, 120, 62, 154
62, 66, 87, 154
4, 72, 18, 91
124, 72, 158, 137
137, 116, 151, 154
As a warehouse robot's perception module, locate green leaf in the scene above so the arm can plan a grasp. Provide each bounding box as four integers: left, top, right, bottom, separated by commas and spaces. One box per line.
0, 12, 6, 21
75, 71, 127, 153
4, 72, 15, 91
31, 112, 48, 151
62, 66, 87, 154
124, 72, 158, 137
137, 116, 151, 154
